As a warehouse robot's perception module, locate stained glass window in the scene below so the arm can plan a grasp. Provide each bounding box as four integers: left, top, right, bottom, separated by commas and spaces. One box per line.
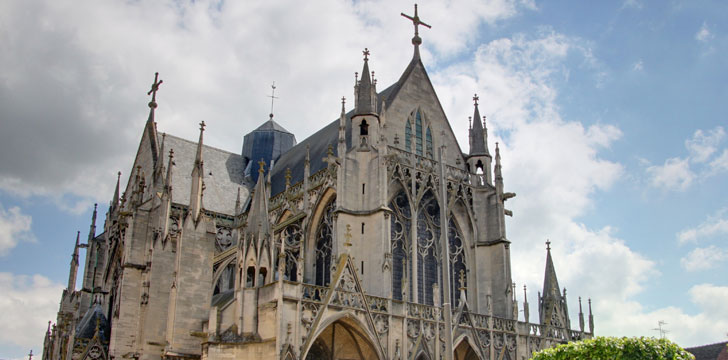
390, 191, 411, 300
415, 111, 423, 156
405, 121, 412, 150
315, 197, 336, 286
448, 217, 467, 306
283, 222, 302, 281
416, 191, 440, 305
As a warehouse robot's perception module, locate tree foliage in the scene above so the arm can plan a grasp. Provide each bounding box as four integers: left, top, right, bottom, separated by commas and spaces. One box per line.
530, 336, 695, 360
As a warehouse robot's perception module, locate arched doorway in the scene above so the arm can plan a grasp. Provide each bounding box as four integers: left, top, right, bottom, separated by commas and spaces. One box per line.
304, 319, 379, 360
454, 338, 481, 360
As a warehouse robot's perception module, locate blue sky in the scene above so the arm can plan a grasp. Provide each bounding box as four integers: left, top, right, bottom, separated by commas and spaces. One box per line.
1, 0, 727, 358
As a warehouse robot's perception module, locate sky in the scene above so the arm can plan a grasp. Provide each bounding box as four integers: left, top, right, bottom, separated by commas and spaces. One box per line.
1, 0, 727, 358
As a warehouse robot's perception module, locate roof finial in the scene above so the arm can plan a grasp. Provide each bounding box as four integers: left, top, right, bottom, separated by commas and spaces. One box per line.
258, 159, 266, 175
147, 72, 163, 108
473, 93, 479, 106
546, 239, 551, 251
341, 96, 346, 113
363, 48, 370, 61
267, 82, 278, 119
401, 4, 431, 58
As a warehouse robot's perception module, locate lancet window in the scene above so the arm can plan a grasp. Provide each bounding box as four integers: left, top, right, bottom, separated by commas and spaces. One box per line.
405, 109, 434, 158
416, 191, 440, 305
448, 218, 467, 305
282, 221, 302, 282
389, 191, 411, 301
314, 197, 336, 286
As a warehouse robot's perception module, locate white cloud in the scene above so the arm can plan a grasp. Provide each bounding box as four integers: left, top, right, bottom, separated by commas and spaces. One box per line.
680, 245, 728, 271
0, 273, 65, 357
0, 203, 34, 256
708, 148, 728, 174
695, 22, 713, 42
685, 126, 725, 163
621, 0, 644, 10
677, 208, 728, 244
632, 59, 644, 72
646, 157, 695, 191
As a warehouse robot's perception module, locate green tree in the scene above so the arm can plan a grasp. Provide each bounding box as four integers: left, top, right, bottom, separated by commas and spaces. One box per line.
530, 336, 694, 360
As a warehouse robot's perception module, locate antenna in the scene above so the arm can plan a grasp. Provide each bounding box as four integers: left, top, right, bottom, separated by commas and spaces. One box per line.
652, 320, 669, 339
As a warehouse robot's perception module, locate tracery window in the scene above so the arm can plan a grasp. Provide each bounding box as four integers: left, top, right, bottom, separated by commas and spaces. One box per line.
213, 262, 236, 295
315, 197, 336, 286
282, 222, 302, 281
405, 121, 412, 150
448, 218, 467, 306
406, 109, 433, 158
415, 111, 423, 156
426, 127, 433, 157
416, 191, 440, 305
390, 191, 411, 300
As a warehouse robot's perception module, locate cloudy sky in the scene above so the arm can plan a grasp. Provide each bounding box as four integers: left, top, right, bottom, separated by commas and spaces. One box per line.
1, 0, 727, 358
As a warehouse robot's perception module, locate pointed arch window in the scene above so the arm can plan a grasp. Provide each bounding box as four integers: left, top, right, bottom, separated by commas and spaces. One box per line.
282, 222, 303, 282
426, 127, 433, 158
415, 111, 423, 156
448, 218, 467, 306
315, 197, 336, 286
390, 191, 411, 301
405, 121, 412, 150
416, 191, 440, 305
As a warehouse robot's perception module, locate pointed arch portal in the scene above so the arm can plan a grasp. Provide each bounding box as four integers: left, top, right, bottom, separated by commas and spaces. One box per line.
454, 338, 481, 360
304, 320, 379, 360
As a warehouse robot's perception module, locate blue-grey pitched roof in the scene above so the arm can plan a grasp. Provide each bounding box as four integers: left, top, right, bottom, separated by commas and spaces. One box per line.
160, 134, 249, 215
75, 304, 110, 340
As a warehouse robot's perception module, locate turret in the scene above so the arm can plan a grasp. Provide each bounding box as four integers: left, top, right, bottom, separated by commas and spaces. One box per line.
351, 49, 380, 150
467, 95, 493, 185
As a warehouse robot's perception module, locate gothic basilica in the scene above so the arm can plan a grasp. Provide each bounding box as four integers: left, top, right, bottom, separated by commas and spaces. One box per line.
43, 7, 593, 360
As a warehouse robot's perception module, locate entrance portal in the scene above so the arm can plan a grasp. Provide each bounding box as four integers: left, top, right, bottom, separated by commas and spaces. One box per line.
454, 338, 480, 360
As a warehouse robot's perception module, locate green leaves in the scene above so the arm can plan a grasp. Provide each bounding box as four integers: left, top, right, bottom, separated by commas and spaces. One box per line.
530, 336, 695, 360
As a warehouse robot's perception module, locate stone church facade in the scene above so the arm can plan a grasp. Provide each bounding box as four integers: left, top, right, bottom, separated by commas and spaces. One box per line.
43, 8, 593, 360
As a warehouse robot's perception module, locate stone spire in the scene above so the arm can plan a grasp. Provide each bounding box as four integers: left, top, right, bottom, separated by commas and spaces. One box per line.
67, 231, 80, 291
245, 160, 271, 238
523, 284, 530, 323
354, 49, 375, 115
578, 296, 585, 332
189, 121, 205, 222
111, 171, 121, 213
469, 94, 488, 156
494, 142, 503, 184
539, 240, 569, 328
87, 203, 97, 243
588, 298, 594, 333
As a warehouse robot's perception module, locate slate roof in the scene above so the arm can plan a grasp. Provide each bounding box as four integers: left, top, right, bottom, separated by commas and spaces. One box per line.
268, 81, 400, 197
160, 134, 248, 215
75, 304, 110, 340
252, 118, 292, 133
686, 341, 728, 360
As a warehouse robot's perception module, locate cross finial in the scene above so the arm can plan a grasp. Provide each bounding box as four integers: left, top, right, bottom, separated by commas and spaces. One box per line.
199, 121, 206, 132
28, 350, 33, 360
147, 72, 163, 108
401, 4, 431, 46
546, 239, 551, 251
363, 48, 370, 61
268, 82, 279, 119
258, 159, 266, 175
473, 94, 479, 106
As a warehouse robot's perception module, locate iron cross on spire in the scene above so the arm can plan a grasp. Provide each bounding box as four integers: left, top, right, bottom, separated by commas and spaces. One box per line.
473, 94, 479, 106
268, 82, 278, 119
363, 48, 370, 61
401, 4, 431, 42
147, 72, 163, 108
